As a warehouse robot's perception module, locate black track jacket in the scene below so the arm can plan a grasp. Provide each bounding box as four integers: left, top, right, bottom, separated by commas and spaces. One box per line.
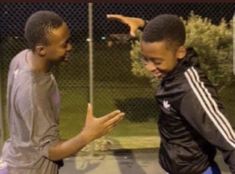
156, 48, 235, 174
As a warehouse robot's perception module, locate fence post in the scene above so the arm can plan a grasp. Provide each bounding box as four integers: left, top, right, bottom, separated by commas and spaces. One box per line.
88, 2, 95, 156
88, 3, 94, 109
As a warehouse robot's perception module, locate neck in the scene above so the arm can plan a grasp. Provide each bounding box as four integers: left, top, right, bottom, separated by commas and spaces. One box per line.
27, 50, 52, 73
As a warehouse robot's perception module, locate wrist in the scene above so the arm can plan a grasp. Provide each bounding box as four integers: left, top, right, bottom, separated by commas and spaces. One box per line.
79, 129, 94, 144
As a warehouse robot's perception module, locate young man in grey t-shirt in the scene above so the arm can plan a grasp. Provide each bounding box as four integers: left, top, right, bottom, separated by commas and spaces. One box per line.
0, 11, 124, 174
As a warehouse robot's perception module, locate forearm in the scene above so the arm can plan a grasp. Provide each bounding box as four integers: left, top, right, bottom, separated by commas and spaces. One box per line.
48, 131, 92, 161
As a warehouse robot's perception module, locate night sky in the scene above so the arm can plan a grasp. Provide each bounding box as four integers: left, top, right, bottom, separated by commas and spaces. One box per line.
1, 3, 234, 40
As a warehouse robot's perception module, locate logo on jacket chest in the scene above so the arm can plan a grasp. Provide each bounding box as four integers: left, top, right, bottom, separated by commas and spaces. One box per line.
160, 99, 177, 114
163, 100, 171, 109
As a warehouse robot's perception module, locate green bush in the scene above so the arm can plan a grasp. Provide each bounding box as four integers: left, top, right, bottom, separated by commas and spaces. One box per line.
130, 12, 233, 90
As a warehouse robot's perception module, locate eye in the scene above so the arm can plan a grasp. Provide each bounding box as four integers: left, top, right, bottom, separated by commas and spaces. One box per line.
153, 59, 162, 65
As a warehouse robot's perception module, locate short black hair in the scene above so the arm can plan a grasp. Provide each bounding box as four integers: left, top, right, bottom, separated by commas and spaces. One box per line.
142, 14, 185, 50
24, 10, 64, 50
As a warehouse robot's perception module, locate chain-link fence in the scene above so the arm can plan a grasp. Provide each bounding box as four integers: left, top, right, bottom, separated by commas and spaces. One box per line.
0, 3, 235, 149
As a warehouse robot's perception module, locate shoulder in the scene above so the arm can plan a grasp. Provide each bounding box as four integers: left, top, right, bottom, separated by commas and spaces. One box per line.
15, 73, 56, 101
9, 49, 29, 69
183, 66, 218, 99
184, 66, 215, 89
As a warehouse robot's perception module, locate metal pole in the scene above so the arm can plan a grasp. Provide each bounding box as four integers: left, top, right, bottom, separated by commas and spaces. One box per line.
88, 2, 95, 155
88, 3, 94, 110
0, 55, 5, 153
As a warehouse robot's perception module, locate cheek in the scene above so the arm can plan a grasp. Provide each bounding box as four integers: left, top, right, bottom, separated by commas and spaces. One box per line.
164, 61, 174, 69
47, 49, 63, 61
52, 48, 66, 58
47, 47, 58, 56
58, 48, 67, 55
164, 55, 178, 71
144, 65, 152, 72
144, 63, 157, 72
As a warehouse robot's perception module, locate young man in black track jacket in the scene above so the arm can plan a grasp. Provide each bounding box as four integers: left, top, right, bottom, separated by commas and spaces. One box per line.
107, 14, 235, 174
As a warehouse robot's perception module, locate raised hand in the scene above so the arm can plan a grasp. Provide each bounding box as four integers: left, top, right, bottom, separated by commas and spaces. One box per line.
107, 14, 145, 37
82, 103, 125, 142
48, 104, 124, 160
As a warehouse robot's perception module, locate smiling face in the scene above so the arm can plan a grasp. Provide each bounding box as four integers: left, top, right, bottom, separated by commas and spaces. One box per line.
140, 14, 187, 79
38, 22, 72, 64
140, 40, 186, 79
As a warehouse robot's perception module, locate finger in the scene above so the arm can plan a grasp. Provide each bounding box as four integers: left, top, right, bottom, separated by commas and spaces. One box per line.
100, 110, 122, 122
106, 119, 123, 134
107, 14, 123, 19
104, 112, 125, 127
108, 115, 124, 128
106, 14, 125, 22
103, 115, 124, 135
86, 103, 93, 119
130, 28, 137, 37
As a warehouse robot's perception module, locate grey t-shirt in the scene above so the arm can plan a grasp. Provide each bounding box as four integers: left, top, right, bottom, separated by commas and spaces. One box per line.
2, 50, 61, 174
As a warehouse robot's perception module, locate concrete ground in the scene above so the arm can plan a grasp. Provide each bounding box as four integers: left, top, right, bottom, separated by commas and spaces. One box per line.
59, 148, 230, 174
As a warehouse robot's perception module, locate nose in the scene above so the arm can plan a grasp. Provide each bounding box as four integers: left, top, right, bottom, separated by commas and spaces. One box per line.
145, 62, 157, 73
67, 43, 72, 52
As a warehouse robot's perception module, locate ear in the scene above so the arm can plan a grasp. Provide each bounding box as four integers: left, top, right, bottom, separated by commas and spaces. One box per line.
34, 44, 46, 57
176, 46, 186, 60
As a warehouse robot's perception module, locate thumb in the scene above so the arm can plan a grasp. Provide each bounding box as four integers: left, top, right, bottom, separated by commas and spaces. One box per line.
130, 27, 137, 37
86, 103, 93, 120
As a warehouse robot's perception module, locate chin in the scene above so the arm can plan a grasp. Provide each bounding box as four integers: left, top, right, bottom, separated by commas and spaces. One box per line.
154, 73, 162, 79
57, 57, 67, 63
156, 76, 163, 80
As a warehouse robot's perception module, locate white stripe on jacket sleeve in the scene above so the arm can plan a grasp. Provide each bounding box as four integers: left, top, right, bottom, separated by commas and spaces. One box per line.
184, 67, 235, 148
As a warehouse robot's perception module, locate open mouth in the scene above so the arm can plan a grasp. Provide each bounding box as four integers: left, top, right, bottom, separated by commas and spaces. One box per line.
153, 70, 164, 79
